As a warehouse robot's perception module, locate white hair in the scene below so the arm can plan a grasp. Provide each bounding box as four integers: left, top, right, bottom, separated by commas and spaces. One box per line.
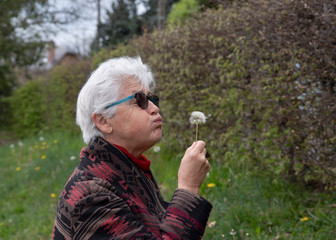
76, 56, 156, 144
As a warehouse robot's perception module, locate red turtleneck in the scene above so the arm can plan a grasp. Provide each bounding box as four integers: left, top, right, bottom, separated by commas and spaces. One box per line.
113, 144, 152, 180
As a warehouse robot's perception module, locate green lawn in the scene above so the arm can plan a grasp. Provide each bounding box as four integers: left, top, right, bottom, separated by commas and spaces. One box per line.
0, 132, 335, 239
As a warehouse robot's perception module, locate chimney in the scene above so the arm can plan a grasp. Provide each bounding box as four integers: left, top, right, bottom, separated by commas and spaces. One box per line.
48, 41, 56, 63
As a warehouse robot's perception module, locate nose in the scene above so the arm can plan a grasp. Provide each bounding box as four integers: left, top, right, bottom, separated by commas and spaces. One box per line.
147, 100, 159, 115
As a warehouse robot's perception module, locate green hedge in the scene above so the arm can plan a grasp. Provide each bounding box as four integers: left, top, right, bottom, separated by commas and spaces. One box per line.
43, 61, 91, 131
5, 80, 47, 137
4, 61, 91, 138
93, 0, 336, 190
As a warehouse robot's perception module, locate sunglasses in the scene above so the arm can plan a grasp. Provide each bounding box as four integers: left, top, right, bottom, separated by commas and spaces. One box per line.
105, 92, 159, 110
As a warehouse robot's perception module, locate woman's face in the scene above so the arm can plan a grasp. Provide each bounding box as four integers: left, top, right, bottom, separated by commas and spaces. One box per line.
106, 80, 162, 157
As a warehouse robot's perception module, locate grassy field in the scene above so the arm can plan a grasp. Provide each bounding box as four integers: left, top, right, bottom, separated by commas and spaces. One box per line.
0, 132, 335, 240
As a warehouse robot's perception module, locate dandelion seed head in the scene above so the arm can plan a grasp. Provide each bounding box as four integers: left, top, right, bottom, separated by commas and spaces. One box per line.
18, 141, 23, 147
207, 221, 216, 228
70, 156, 76, 161
39, 136, 44, 141
153, 146, 161, 152
189, 111, 206, 125
10, 144, 14, 149
230, 229, 236, 235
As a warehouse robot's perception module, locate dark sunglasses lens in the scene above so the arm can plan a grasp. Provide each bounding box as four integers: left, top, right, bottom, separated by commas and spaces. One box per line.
149, 95, 159, 108
136, 92, 148, 109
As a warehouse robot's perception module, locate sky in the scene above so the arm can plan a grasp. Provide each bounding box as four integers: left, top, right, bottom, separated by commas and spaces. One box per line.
47, 0, 146, 55
48, 0, 111, 55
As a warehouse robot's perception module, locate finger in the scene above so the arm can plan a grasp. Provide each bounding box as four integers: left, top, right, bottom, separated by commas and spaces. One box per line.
187, 141, 197, 152
191, 141, 197, 148
194, 141, 206, 152
205, 159, 210, 171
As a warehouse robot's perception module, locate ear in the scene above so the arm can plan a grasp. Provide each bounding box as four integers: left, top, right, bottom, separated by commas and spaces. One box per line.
91, 113, 113, 134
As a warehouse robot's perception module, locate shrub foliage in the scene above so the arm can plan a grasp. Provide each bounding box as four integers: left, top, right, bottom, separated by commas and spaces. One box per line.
94, 0, 336, 189
4, 61, 91, 137
4, 0, 335, 190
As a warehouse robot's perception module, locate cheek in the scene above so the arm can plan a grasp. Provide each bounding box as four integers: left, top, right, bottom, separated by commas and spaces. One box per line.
125, 116, 149, 135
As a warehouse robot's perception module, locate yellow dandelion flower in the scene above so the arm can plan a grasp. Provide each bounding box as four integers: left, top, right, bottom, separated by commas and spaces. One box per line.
34, 145, 39, 149
53, 139, 58, 144
16, 167, 21, 171
35, 166, 40, 171
50, 193, 56, 198
41, 155, 46, 159
42, 141, 47, 146
300, 217, 309, 222
207, 183, 216, 188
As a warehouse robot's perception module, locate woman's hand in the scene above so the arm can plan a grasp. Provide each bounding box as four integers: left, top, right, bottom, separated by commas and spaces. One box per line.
177, 141, 210, 195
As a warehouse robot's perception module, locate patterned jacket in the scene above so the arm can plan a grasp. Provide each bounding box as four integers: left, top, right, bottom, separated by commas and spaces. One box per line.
52, 137, 212, 239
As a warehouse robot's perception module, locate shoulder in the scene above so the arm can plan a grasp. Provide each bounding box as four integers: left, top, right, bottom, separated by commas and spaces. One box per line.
54, 178, 126, 239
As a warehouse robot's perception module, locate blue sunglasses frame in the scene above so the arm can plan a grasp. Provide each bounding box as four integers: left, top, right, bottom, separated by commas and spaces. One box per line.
105, 92, 159, 110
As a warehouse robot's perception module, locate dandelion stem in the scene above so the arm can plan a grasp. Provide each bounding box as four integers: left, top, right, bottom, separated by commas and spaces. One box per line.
195, 123, 198, 142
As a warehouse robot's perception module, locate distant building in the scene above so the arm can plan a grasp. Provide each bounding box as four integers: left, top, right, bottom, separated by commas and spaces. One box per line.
17, 41, 80, 85
33, 41, 79, 71
43, 41, 79, 70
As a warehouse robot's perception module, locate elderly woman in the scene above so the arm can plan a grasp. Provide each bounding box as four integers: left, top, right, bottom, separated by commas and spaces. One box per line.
53, 57, 212, 239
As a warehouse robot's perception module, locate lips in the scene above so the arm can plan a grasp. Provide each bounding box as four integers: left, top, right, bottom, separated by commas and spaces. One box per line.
154, 117, 162, 123
154, 117, 163, 124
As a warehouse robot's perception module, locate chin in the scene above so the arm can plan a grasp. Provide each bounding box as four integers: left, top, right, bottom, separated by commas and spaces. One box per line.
150, 133, 162, 146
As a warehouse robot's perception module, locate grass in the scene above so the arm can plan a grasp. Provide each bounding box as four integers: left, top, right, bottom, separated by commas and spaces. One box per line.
0, 132, 84, 240
0, 132, 335, 239
150, 146, 336, 240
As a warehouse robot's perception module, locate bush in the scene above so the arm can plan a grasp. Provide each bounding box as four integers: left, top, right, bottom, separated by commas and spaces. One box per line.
93, 0, 336, 190
5, 61, 91, 138
6, 0, 335, 190
5, 80, 46, 138
44, 61, 91, 132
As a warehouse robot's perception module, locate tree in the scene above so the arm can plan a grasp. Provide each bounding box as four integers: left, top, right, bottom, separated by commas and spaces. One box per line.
0, 0, 81, 98
90, 0, 178, 51
0, 1, 43, 97
166, 0, 200, 25
140, 0, 158, 31
91, 0, 139, 50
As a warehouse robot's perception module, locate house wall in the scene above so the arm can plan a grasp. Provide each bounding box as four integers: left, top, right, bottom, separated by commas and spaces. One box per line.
58, 54, 79, 67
